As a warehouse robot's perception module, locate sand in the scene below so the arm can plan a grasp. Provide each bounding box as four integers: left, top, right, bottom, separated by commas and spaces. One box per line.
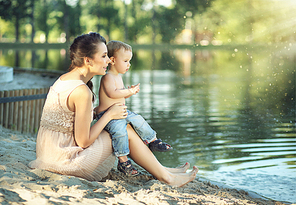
0, 71, 290, 204
0, 70, 58, 91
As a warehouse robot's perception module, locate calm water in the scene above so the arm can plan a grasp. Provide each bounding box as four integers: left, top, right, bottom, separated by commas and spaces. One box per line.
1, 44, 295, 203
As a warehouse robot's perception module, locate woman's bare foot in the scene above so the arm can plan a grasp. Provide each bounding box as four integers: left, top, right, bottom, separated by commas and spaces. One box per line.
162, 166, 199, 187
165, 162, 190, 173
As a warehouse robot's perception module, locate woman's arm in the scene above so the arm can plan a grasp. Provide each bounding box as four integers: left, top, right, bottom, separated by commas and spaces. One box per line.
89, 103, 127, 144
70, 84, 127, 148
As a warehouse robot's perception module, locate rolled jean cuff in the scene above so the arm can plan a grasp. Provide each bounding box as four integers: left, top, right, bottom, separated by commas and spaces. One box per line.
114, 151, 130, 157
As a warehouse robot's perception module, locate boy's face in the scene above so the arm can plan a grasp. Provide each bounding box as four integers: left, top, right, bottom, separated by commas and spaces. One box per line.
112, 48, 132, 74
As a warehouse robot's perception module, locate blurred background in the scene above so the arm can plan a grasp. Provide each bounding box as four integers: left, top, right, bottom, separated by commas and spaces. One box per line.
0, 0, 295, 45
0, 0, 295, 203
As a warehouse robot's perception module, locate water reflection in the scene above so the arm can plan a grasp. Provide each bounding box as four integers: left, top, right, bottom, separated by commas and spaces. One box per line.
121, 47, 294, 202
0, 49, 69, 71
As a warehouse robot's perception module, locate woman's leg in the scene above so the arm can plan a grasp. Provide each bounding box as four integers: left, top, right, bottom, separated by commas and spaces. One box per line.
126, 125, 198, 187
164, 162, 190, 173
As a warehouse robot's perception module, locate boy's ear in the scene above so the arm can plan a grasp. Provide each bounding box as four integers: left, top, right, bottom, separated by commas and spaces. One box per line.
110, 56, 115, 65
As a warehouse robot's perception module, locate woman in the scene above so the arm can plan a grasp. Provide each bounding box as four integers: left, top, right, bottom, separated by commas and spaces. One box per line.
29, 32, 198, 187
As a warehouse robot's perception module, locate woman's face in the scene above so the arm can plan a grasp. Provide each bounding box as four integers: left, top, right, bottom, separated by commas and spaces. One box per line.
91, 42, 111, 75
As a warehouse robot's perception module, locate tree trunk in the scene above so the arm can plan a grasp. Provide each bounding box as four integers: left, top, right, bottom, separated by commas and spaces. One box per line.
131, 0, 137, 42
31, 0, 35, 42
151, 2, 156, 44
63, 0, 70, 42
124, 0, 128, 42
15, 15, 20, 42
191, 11, 196, 45
44, 0, 49, 43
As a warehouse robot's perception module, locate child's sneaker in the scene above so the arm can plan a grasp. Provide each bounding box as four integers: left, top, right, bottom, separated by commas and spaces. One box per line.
149, 139, 173, 152
117, 160, 139, 176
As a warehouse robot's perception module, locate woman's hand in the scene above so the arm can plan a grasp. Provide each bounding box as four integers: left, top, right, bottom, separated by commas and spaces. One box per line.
107, 103, 128, 120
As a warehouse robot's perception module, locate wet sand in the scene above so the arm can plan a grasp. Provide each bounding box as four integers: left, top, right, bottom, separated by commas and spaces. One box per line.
0, 71, 290, 204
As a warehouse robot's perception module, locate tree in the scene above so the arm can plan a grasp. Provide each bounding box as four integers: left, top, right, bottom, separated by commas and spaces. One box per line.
35, 0, 50, 42
53, 0, 82, 42
0, 0, 12, 20
155, 6, 183, 43
0, 0, 32, 42
127, 0, 150, 42
176, 0, 213, 44
29, 0, 35, 42
61, 0, 70, 42
68, 0, 81, 41
89, 0, 119, 40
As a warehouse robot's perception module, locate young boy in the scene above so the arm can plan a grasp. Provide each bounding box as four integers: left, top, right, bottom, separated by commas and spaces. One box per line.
95, 40, 172, 176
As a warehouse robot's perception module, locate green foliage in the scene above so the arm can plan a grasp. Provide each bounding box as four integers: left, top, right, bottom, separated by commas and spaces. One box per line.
125, 0, 150, 42
197, 0, 296, 44
176, 0, 212, 14
88, 0, 119, 39
7, 0, 31, 19
68, 0, 81, 39
34, 0, 51, 41
0, 0, 32, 41
0, 18, 14, 39
127, 16, 151, 42
155, 6, 183, 43
0, 0, 295, 44
0, 0, 12, 20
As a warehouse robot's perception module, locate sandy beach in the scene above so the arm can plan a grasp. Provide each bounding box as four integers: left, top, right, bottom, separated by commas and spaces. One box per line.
0, 71, 290, 204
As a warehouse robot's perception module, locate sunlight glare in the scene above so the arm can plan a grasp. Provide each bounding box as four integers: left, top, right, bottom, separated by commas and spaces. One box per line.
124, 0, 172, 7
157, 0, 172, 7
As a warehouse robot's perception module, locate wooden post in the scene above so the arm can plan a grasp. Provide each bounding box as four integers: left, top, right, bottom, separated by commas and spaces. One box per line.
13, 90, 19, 131
29, 89, 36, 133
17, 89, 23, 132
3, 90, 9, 128
23, 89, 29, 133
35, 89, 41, 132
0, 91, 4, 124
8, 90, 14, 129
0, 87, 49, 133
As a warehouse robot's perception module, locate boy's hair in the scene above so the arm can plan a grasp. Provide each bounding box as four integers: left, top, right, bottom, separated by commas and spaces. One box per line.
107, 40, 132, 58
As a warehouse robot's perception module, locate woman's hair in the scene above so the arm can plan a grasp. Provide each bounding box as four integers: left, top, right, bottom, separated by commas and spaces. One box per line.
69, 32, 106, 101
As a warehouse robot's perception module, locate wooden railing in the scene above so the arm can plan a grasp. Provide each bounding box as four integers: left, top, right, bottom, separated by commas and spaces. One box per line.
0, 88, 49, 133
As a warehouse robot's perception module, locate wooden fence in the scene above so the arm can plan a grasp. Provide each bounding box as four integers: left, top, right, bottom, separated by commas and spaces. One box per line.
0, 88, 49, 133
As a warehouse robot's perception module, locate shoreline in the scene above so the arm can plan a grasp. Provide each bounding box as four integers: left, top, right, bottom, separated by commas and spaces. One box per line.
0, 72, 292, 204
0, 70, 58, 91
0, 124, 288, 204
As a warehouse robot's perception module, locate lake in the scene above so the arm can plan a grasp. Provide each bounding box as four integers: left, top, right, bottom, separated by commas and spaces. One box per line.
0, 43, 295, 203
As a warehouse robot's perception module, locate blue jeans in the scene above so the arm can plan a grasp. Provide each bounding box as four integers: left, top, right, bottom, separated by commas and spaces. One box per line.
96, 110, 156, 157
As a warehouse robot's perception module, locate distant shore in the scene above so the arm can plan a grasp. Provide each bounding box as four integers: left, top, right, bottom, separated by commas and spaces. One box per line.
1, 41, 291, 51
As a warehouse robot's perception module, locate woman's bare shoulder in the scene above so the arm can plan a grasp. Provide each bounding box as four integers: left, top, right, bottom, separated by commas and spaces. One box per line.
73, 84, 92, 98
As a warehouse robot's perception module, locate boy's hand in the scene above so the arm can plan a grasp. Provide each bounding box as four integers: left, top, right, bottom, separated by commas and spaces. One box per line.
128, 83, 140, 94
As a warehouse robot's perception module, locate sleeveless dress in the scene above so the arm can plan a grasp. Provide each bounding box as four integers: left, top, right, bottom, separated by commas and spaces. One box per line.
29, 78, 116, 181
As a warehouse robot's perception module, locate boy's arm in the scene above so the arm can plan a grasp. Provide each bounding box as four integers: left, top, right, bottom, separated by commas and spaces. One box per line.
102, 74, 139, 99
125, 83, 140, 99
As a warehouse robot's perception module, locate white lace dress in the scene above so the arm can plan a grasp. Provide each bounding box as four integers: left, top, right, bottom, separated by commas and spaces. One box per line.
29, 78, 115, 181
